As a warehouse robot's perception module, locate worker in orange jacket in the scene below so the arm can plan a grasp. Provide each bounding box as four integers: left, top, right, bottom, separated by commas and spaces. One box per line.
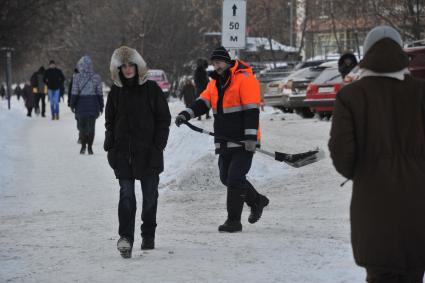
176, 46, 269, 232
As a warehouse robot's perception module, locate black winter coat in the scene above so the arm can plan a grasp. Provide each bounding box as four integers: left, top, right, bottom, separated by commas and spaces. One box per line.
194, 67, 209, 97
44, 68, 65, 90
105, 80, 171, 179
181, 83, 196, 107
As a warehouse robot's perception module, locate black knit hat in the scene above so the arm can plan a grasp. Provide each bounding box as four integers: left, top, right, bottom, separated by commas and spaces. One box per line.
210, 46, 232, 64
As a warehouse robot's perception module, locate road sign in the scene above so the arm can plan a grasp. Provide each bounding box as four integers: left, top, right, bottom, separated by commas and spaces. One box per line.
222, 0, 246, 49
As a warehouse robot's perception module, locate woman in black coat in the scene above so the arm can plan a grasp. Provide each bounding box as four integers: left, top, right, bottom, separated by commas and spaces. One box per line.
22, 80, 35, 117
104, 46, 171, 258
193, 58, 210, 119
180, 78, 196, 107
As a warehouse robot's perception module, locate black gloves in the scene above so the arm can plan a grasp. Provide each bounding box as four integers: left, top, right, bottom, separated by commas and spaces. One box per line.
175, 111, 191, 127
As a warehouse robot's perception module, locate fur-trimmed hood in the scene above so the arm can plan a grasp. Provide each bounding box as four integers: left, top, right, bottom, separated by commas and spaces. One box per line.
110, 46, 149, 87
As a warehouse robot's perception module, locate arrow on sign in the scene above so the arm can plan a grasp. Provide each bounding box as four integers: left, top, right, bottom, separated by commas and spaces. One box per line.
232, 4, 237, 16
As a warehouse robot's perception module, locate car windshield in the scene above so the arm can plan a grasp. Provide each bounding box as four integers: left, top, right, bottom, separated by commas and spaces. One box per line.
294, 60, 325, 71
313, 67, 343, 84
147, 71, 167, 82
287, 66, 325, 82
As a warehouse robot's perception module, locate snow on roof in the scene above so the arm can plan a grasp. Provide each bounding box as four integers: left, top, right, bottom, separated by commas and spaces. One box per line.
245, 37, 297, 53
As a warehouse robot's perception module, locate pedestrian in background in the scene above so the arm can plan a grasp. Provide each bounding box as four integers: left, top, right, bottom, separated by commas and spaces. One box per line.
194, 58, 211, 120
44, 60, 65, 120
180, 78, 196, 107
70, 56, 103, 155
22, 80, 35, 117
30, 66, 47, 117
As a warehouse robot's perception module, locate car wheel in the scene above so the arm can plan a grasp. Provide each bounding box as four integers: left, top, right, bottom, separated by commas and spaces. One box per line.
317, 112, 326, 120
296, 108, 314, 119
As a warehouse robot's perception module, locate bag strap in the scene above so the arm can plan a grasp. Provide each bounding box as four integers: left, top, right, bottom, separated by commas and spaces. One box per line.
77, 74, 94, 95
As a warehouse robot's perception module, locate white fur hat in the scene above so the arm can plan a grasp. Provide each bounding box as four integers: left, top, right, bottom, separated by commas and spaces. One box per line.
110, 46, 149, 87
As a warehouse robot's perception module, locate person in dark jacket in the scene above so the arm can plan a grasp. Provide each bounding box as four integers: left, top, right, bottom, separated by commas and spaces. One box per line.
70, 56, 104, 155
180, 78, 196, 107
194, 58, 210, 120
0, 84, 5, 100
30, 66, 47, 117
329, 26, 425, 282
104, 46, 171, 258
22, 80, 35, 117
14, 84, 22, 101
338, 52, 358, 79
175, 46, 269, 233
44, 60, 65, 120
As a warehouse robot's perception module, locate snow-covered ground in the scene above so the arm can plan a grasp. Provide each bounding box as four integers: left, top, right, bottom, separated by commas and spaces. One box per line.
0, 97, 364, 282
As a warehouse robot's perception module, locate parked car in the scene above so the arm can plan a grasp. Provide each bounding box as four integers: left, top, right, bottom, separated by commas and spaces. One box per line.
263, 63, 334, 116
405, 46, 425, 79
304, 63, 344, 119
147, 69, 171, 98
305, 46, 425, 119
262, 77, 289, 111
293, 59, 327, 71
283, 62, 337, 117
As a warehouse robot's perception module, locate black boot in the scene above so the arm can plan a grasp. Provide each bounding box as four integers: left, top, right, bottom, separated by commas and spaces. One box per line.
248, 195, 269, 224
87, 133, 94, 155
218, 219, 242, 232
218, 188, 244, 233
117, 237, 133, 258
79, 133, 87, 154
141, 237, 155, 250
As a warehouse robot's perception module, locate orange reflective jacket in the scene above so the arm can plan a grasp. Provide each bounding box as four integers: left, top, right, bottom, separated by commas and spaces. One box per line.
192, 60, 261, 153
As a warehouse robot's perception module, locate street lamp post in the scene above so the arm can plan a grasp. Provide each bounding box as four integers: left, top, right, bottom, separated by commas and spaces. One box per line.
1, 47, 14, 110
289, 0, 294, 47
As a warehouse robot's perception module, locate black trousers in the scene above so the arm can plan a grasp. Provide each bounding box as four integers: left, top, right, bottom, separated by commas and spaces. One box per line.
77, 117, 96, 146
218, 150, 260, 221
118, 176, 159, 243
366, 268, 424, 283
34, 93, 46, 116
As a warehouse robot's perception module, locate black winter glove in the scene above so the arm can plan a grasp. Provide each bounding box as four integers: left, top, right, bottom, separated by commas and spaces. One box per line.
103, 131, 114, 151
175, 111, 191, 127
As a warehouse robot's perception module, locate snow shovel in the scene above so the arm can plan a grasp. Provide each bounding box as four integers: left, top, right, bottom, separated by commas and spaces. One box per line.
182, 121, 325, 168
